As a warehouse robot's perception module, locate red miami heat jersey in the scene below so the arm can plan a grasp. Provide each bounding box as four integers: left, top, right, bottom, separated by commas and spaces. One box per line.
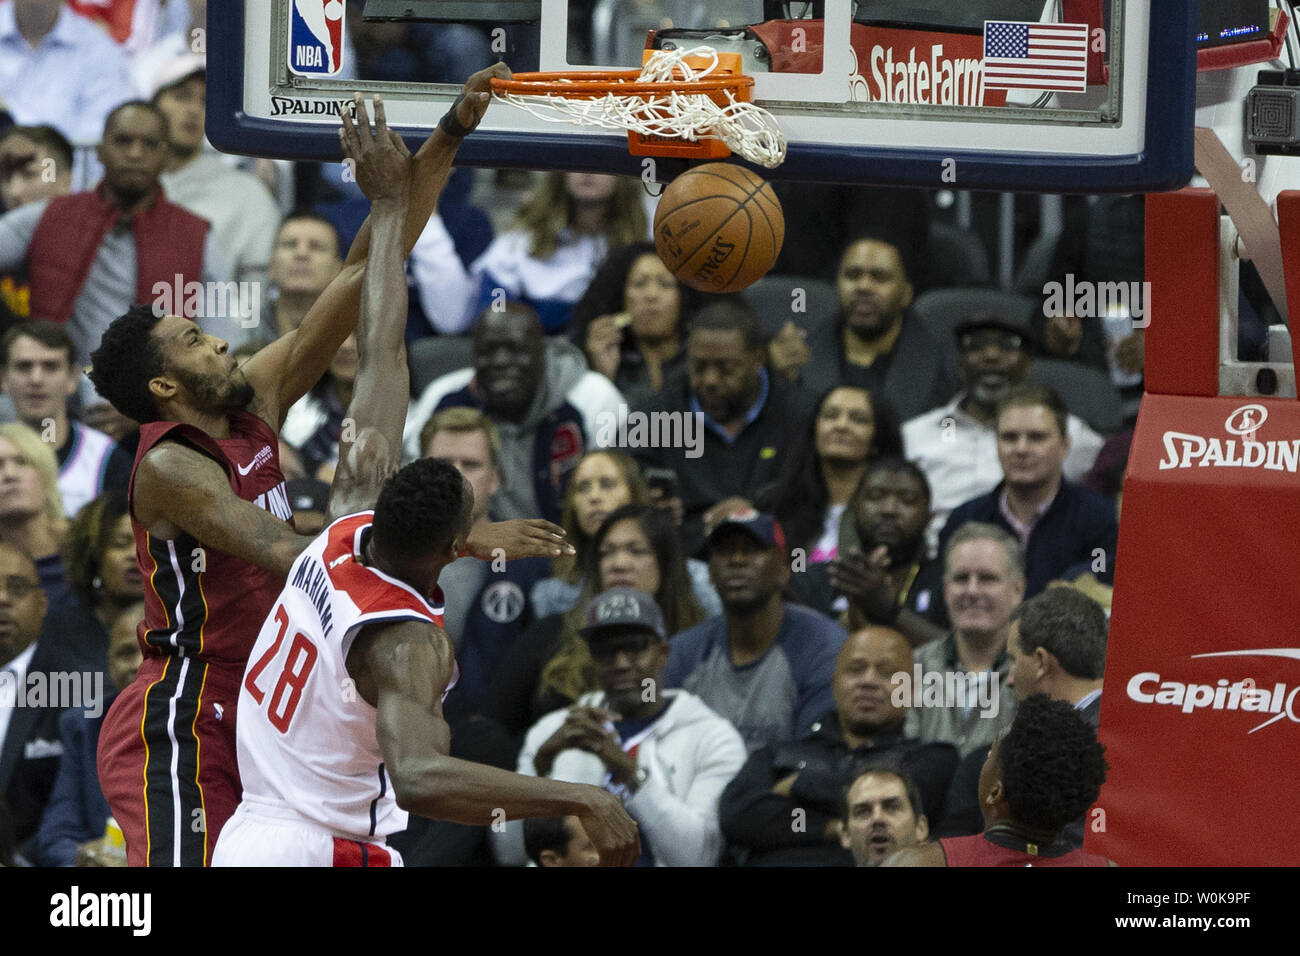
129, 409, 293, 666
235, 512, 452, 840
940, 834, 1110, 867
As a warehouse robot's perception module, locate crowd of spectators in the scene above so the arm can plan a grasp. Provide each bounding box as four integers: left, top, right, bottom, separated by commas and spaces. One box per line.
0, 1, 1131, 866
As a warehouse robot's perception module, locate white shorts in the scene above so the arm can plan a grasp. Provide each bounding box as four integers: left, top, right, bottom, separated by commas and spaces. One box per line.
212, 801, 404, 867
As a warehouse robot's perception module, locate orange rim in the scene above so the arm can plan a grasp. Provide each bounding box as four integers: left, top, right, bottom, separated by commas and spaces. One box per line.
490, 72, 753, 100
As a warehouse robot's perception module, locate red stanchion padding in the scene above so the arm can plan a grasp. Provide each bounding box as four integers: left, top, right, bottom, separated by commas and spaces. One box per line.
1090, 394, 1300, 866
1275, 191, 1300, 371
1144, 190, 1221, 397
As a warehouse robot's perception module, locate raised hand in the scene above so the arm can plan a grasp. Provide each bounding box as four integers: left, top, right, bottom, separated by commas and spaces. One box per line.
446, 61, 513, 136
339, 94, 413, 202
464, 518, 575, 560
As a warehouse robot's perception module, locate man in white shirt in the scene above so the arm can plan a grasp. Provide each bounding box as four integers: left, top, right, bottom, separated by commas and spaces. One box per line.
0, 1, 135, 145
500, 588, 747, 866
903, 312, 1103, 548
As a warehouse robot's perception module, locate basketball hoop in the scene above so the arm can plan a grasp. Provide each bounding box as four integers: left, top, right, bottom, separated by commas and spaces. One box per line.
488, 46, 787, 168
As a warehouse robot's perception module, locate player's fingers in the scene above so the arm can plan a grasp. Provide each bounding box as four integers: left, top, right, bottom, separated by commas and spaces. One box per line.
372, 94, 387, 134
353, 93, 374, 145
339, 103, 361, 155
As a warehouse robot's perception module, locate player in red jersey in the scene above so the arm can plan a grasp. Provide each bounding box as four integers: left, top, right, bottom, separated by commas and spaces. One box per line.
213, 95, 636, 866
88, 68, 570, 867
885, 694, 1113, 866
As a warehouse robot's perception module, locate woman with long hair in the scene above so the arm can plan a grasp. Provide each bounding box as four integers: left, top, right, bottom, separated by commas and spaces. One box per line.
463, 172, 648, 333
488, 503, 709, 738
756, 385, 902, 564
531, 449, 649, 617
570, 241, 701, 407
63, 492, 143, 636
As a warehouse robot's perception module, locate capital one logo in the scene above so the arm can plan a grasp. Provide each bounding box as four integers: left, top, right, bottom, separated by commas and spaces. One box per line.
289, 0, 346, 76
1158, 403, 1299, 472
1125, 647, 1300, 734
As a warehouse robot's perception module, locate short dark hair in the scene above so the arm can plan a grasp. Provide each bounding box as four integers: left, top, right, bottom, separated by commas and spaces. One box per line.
1011, 587, 1108, 680
996, 383, 1069, 439
841, 758, 925, 824
688, 297, 767, 351
998, 694, 1109, 834
372, 457, 468, 560
104, 100, 170, 139
0, 123, 74, 171
859, 455, 931, 505
276, 209, 343, 258
0, 320, 75, 368
523, 815, 574, 865
89, 305, 166, 424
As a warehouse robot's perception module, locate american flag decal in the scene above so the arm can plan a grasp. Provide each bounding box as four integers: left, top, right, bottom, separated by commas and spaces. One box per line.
982, 20, 1090, 93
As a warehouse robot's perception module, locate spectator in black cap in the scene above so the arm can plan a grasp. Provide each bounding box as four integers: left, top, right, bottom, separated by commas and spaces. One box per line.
781, 236, 955, 422
664, 510, 847, 754
902, 311, 1104, 548
498, 587, 745, 867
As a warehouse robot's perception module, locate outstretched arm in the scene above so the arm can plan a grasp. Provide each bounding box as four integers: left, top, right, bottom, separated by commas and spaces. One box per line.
326, 98, 413, 522
133, 443, 308, 579
350, 619, 641, 866
241, 64, 510, 430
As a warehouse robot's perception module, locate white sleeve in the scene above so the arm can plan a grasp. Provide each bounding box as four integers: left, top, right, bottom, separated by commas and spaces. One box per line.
409, 215, 476, 334
568, 372, 627, 449
402, 367, 476, 461
1064, 415, 1106, 482
623, 714, 747, 867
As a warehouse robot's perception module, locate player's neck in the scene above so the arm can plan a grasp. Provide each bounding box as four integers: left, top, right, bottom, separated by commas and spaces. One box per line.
984, 820, 1059, 850
0, 514, 60, 562
166, 403, 234, 440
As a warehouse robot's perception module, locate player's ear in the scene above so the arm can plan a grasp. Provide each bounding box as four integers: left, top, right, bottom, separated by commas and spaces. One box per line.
538, 849, 560, 867
914, 813, 930, 842
149, 374, 176, 403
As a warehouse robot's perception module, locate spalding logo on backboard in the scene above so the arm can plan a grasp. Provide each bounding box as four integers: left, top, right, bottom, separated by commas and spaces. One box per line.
289, 0, 346, 77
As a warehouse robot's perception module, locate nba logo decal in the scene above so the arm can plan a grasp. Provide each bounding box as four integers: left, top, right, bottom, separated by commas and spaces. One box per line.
289, 0, 346, 76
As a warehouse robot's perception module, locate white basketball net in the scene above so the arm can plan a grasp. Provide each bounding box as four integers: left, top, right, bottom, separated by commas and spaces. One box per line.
493, 46, 787, 168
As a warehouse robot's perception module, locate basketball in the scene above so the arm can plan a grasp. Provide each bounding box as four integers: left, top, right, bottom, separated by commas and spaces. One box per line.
653, 163, 785, 294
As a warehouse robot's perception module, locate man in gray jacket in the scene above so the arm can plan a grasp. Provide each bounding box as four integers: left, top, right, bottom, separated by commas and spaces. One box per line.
403, 304, 624, 522
497, 588, 747, 866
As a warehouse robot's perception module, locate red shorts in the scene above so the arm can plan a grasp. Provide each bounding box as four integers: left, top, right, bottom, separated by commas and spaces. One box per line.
97, 655, 244, 867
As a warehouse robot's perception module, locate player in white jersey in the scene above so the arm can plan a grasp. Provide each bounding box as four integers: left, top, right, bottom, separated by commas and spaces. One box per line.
214, 93, 639, 866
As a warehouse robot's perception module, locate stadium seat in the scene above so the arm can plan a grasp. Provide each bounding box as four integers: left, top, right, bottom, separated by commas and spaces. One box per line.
1027, 358, 1124, 436
741, 274, 837, 340
408, 335, 473, 397
927, 221, 992, 289
911, 286, 1039, 346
